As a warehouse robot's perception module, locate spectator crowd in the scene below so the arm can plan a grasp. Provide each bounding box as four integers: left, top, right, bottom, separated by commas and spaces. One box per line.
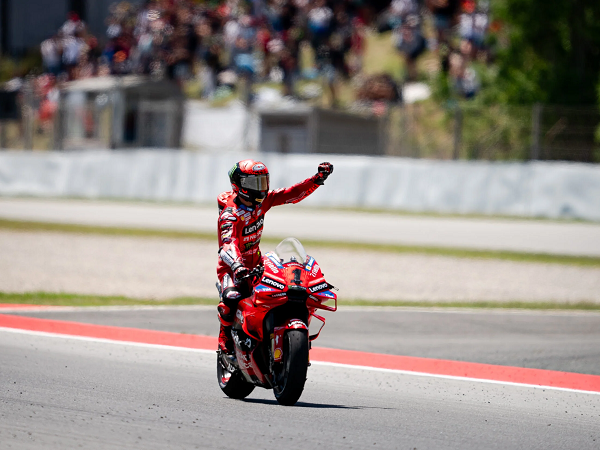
37, 0, 492, 107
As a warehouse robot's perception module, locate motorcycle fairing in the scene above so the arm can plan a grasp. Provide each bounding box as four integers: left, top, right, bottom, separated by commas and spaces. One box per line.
272, 319, 309, 363
232, 317, 270, 386
229, 243, 337, 389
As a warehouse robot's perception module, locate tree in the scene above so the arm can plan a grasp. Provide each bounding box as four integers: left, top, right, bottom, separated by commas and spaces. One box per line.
491, 0, 600, 105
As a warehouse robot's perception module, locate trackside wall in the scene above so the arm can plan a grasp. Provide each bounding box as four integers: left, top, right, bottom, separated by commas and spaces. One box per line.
1, 150, 599, 221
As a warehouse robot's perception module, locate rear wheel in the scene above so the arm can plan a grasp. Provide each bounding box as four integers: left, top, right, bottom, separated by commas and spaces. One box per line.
273, 329, 309, 406
217, 353, 255, 399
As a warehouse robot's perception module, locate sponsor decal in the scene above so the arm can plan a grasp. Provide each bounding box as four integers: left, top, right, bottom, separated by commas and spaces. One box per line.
221, 212, 237, 222
305, 257, 315, 272
244, 231, 262, 243
261, 277, 285, 291
232, 332, 252, 351
239, 357, 252, 370
242, 217, 264, 236
252, 163, 266, 172
244, 241, 257, 251
311, 263, 320, 276
273, 349, 282, 359
267, 254, 284, 269
242, 246, 260, 255
318, 290, 335, 299
270, 292, 287, 298
264, 258, 280, 274
288, 320, 307, 329
221, 228, 233, 241
309, 282, 329, 294
236, 310, 243, 322
254, 285, 274, 292
228, 163, 238, 179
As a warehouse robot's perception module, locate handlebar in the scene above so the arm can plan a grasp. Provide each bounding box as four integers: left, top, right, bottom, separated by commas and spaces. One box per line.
236, 264, 264, 286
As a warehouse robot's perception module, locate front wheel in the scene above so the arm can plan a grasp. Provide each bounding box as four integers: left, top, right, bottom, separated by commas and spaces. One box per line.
273, 329, 309, 406
217, 353, 255, 399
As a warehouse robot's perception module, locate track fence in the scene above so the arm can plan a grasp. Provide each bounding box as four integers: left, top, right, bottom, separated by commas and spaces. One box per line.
386, 103, 600, 163
1, 77, 599, 163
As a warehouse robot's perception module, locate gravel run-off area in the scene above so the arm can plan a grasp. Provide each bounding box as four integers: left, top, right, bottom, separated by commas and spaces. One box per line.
2, 230, 600, 303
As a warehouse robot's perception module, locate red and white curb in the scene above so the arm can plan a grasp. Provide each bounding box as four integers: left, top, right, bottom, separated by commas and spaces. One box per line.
1, 313, 599, 396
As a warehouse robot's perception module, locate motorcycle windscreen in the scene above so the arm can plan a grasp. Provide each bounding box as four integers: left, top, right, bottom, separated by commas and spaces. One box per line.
274, 237, 307, 264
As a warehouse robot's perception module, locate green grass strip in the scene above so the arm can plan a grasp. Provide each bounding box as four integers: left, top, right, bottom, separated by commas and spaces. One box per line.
1, 292, 599, 311
1, 218, 600, 267
0, 218, 216, 241
0, 292, 216, 307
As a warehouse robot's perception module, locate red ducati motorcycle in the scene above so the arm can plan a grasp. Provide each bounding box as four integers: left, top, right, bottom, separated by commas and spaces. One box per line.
216, 238, 337, 406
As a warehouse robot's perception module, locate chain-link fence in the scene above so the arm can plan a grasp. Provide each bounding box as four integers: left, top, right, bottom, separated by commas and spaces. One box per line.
386, 103, 600, 162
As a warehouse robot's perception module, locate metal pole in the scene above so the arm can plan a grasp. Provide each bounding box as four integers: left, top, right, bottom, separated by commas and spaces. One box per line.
453, 106, 462, 159
0, 120, 6, 148
23, 78, 34, 150
53, 91, 63, 150
531, 103, 542, 160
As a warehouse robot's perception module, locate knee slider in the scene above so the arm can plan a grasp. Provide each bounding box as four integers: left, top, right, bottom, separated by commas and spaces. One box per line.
217, 303, 234, 323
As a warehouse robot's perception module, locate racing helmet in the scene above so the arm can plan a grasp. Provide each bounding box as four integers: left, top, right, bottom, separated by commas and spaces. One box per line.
229, 159, 270, 207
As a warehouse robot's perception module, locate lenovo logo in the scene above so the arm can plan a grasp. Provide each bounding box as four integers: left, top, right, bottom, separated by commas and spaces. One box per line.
243, 217, 264, 236
261, 277, 285, 291
309, 282, 328, 293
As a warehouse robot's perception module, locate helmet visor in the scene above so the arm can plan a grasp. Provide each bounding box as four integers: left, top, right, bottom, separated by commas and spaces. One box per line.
240, 174, 269, 191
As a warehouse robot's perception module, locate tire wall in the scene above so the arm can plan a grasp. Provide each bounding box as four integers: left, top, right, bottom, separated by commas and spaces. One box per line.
1, 150, 599, 221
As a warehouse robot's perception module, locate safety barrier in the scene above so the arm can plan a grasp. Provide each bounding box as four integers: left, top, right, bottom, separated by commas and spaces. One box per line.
1, 150, 599, 221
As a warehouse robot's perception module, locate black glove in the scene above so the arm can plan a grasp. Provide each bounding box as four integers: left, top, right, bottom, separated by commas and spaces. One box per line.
232, 264, 250, 286
313, 162, 334, 185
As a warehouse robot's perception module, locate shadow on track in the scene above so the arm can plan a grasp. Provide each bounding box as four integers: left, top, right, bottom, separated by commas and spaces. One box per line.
240, 397, 394, 410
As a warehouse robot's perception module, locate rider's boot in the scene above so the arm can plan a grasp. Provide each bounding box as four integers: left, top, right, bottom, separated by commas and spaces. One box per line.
218, 323, 234, 354
217, 284, 240, 355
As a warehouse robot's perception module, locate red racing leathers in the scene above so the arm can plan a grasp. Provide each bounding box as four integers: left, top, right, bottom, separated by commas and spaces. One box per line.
216, 176, 322, 326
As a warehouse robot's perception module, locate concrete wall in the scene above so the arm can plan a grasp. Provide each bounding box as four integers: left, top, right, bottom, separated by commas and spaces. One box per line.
1, 150, 600, 221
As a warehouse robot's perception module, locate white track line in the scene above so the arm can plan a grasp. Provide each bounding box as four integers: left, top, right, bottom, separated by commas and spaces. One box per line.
2, 326, 599, 396
3, 304, 599, 316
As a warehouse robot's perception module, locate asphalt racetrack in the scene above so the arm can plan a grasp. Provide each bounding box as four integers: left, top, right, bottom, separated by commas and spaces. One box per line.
2, 198, 600, 448
9, 307, 600, 375
1, 325, 599, 450
2, 308, 600, 449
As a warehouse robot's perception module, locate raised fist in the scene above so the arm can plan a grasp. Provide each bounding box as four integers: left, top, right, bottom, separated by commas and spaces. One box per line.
314, 162, 334, 185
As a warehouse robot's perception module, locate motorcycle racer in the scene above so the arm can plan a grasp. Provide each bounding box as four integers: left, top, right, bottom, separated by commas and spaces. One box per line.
216, 159, 334, 353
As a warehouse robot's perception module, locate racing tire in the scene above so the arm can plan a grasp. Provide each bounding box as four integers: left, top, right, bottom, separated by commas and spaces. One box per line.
217, 354, 255, 400
273, 329, 309, 406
